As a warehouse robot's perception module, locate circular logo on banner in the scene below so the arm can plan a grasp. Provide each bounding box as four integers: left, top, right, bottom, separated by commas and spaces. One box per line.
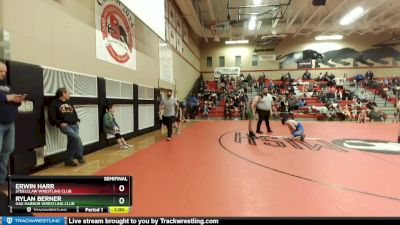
101, 4, 133, 63
332, 139, 400, 154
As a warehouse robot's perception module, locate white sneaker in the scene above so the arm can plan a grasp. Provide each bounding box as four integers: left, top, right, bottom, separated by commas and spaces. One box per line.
166, 137, 172, 141
120, 145, 129, 149
125, 144, 133, 148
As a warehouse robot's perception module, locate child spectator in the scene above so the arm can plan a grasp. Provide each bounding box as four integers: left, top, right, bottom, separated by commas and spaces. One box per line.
103, 104, 132, 149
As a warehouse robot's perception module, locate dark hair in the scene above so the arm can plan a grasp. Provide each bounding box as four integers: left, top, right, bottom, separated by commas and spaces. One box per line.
55, 88, 67, 98
105, 103, 114, 111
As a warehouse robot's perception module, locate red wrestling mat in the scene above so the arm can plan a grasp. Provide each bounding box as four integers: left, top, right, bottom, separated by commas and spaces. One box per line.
42, 121, 400, 216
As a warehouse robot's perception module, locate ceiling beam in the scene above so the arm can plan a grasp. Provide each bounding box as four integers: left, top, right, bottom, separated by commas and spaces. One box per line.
206, 0, 216, 22
321, 0, 372, 35
362, 1, 400, 35
293, 6, 322, 38
306, 0, 347, 37
372, 14, 400, 35
344, 0, 392, 36
286, 2, 308, 31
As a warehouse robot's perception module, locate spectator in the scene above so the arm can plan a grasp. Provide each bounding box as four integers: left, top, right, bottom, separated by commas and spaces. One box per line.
298, 99, 307, 108
366, 100, 377, 110
365, 70, 374, 80
358, 109, 368, 123
179, 100, 187, 122
286, 72, 292, 82
356, 89, 369, 102
317, 73, 323, 81
174, 100, 183, 134
246, 74, 252, 83
302, 70, 311, 80
49, 88, 85, 167
159, 89, 178, 141
0, 62, 25, 183
258, 75, 265, 90
323, 72, 329, 81
369, 108, 385, 122
188, 94, 199, 118
224, 101, 233, 120
342, 105, 352, 119
384, 77, 389, 86
103, 104, 132, 149
239, 74, 245, 82
203, 100, 210, 118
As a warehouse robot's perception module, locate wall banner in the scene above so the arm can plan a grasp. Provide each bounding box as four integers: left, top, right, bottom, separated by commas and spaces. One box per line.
214, 67, 241, 79
95, 0, 136, 70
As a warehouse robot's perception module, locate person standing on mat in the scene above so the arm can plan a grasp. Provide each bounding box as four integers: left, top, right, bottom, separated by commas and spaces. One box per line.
281, 115, 305, 141
159, 89, 178, 141
49, 88, 85, 167
0, 61, 25, 184
247, 94, 263, 138
256, 88, 274, 134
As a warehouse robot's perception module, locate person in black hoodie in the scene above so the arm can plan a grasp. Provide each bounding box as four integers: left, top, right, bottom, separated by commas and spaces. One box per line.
49, 88, 85, 167
0, 62, 25, 184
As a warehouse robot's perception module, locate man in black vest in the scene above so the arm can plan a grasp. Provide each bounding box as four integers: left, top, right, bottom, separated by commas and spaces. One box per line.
49, 88, 85, 167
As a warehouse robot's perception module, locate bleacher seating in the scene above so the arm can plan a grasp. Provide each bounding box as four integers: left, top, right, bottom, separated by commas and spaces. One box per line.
198, 77, 395, 121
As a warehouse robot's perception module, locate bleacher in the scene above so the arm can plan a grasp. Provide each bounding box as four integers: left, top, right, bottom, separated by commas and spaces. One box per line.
198, 80, 362, 120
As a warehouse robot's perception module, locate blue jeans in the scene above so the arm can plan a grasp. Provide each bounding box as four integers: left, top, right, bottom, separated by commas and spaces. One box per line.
0, 122, 15, 183
60, 124, 83, 163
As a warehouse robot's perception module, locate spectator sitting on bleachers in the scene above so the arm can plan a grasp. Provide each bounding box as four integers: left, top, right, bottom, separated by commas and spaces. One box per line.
342, 105, 352, 119
287, 94, 299, 112
224, 100, 233, 120
298, 99, 307, 108
335, 105, 346, 120
246, 74, 252, 82
384, 77, 389, 86
369, 108, 385, 122
203, 100, 210, 118
365, 70, 374, 80
365, 100, 377, 110
327, 104, 336, 120
356, 89, 369, 102
323, 72, 329, 81
239, 74, 245, 82
358, 109, 368, 123
317, 73, 323, 81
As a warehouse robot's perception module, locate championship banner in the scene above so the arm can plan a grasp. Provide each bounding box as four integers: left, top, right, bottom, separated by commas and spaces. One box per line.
159, 40, 174, 84
213, 67, 240, 79
95, 0, 136, 70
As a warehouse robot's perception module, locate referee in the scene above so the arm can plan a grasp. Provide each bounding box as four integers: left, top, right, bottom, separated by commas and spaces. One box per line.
256, 88, 274, 134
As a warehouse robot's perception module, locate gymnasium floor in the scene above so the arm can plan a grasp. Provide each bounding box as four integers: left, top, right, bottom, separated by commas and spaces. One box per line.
36, 121, 400, 217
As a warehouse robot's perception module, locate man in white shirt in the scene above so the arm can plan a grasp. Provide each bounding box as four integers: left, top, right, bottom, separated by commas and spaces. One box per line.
256, 88, 274, 134
159, 90, 179, 141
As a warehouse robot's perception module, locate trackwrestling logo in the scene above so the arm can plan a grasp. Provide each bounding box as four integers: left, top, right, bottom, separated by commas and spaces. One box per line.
332, 139, 400, 154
